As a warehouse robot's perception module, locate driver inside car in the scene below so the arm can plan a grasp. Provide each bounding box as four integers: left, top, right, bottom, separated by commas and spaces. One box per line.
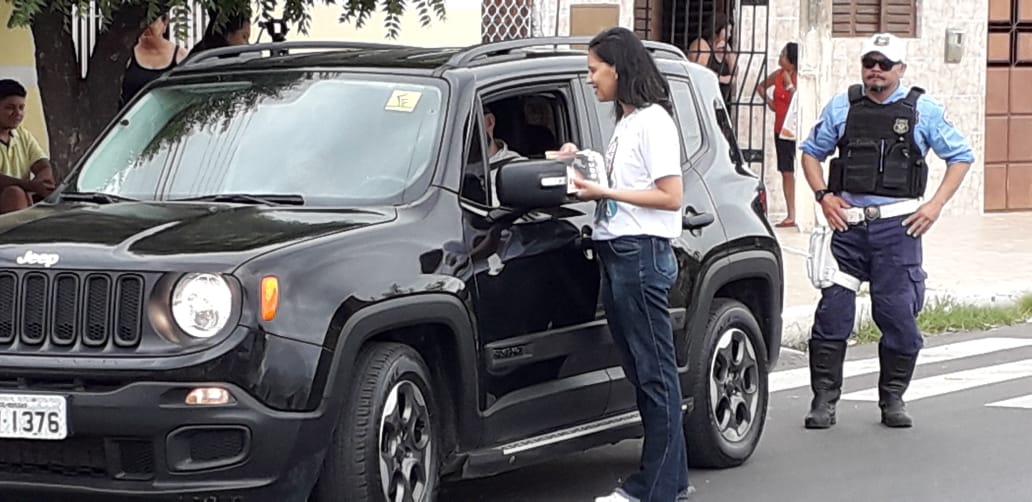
484, 104, 527, 203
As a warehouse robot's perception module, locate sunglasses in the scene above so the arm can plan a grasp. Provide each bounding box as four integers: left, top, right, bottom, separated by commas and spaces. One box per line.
862, 57, 897, 71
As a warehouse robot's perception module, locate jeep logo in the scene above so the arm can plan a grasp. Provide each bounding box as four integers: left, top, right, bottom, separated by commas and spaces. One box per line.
16, 250, 60, 268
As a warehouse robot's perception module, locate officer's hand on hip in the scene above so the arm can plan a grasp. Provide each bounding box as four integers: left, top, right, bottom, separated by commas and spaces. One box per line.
902, 200, 943, 237
820, 194, 851, 231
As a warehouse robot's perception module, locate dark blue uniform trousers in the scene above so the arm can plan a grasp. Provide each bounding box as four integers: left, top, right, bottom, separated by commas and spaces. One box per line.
812, 214, 927, 355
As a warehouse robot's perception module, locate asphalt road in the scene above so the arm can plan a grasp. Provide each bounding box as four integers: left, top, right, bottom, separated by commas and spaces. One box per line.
441, 323, 1032, 501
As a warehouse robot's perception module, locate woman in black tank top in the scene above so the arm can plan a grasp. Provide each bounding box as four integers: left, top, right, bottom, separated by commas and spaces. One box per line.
688, 13, 737, 106
119, 12, 187, 107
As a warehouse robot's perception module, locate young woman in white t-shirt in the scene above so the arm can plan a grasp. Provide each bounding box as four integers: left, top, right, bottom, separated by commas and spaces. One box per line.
559, 27, 692, 502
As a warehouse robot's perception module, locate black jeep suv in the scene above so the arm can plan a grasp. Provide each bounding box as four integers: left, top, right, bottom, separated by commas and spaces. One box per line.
0, 37, 783, 501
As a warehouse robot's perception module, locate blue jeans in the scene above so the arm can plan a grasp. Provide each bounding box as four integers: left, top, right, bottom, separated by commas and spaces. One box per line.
598, 235, 689, 502
812, 215, 927, 355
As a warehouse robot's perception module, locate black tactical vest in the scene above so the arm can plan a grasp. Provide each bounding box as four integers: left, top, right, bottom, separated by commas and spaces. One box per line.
828, 84, 928, 199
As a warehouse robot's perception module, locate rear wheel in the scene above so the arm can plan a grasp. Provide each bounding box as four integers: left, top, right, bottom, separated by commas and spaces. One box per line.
313, 342, 440, 502
683, 298, 769, 468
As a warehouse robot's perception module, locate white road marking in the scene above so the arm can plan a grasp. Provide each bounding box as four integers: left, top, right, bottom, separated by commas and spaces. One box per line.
770, 337, 1032, 392
841, 359, 1032, 402
986, 394, 1032, 409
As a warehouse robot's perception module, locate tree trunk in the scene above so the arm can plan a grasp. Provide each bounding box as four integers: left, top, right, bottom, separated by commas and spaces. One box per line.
31, 6, 148, 181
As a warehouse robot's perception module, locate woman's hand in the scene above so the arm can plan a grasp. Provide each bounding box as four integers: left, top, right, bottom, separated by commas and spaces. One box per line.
558, 142, 579, 159
572, 177, 607, 201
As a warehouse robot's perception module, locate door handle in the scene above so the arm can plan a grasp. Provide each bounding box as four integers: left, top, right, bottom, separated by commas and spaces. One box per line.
682, 207, 715, 230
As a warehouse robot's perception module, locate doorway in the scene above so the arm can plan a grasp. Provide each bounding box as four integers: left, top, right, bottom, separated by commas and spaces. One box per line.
634, 0, 771, 173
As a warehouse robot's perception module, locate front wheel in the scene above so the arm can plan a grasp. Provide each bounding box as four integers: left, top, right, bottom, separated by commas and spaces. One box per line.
683, 298, 769, 468
312, 342, 440, 502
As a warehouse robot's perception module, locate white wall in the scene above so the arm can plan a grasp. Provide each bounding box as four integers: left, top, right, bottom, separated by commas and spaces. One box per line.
276, 0, 482, 47
532, 0, 634, 37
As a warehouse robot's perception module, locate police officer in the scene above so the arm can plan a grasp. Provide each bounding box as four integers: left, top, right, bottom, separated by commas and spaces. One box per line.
798, 33, 974, 429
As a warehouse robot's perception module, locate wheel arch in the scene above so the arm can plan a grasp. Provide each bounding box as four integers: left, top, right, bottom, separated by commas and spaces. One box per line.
692, 249, 784, 369
316, 293, 483, 460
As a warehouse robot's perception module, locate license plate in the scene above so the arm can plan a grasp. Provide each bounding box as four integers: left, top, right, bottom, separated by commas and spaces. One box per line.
0, 393, 68, 440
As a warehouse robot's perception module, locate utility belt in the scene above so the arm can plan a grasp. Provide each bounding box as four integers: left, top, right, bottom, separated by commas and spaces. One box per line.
806, 198, 922, 292
841, 198, 923, 226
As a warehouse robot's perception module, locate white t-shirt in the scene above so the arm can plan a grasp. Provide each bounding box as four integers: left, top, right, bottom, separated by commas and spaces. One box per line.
592, 103, 683, 240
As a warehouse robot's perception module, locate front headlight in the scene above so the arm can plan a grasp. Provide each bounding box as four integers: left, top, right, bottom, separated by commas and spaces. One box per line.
171, 273, 233, 339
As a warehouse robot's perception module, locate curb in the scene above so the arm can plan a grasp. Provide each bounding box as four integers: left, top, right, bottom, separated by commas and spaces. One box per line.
780, 285, 1032, 351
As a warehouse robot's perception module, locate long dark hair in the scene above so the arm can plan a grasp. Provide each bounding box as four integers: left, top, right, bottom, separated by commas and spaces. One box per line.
784, 41, 798, 69
704, 13, 732, 44
189, 8, 250, 55
588, 27, 673, 121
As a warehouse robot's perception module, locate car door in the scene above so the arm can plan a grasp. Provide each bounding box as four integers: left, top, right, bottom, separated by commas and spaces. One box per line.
577, 75, 725, 417
461, 76, 613, 444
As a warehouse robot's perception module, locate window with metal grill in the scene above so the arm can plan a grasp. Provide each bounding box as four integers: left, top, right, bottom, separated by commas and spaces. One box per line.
832, 0, 918, 38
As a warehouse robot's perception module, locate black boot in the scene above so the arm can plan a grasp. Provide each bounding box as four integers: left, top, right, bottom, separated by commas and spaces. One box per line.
804, 339, 847, 429
878, 344, 918, 428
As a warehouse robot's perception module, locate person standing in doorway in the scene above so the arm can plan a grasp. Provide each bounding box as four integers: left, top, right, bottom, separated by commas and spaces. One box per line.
799, 33, 973, 430
688, 13, 737, 108
559, 27, 693, 502
756, 41, 799, 227
119, 11, 188, 107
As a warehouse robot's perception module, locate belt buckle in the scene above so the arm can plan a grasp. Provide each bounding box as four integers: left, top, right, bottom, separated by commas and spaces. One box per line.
844, 208, 864, 226
864, 205, 881, 221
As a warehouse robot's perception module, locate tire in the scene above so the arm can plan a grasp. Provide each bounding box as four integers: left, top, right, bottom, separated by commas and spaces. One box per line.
312, 342, 441, 502
683, 298, 769, 468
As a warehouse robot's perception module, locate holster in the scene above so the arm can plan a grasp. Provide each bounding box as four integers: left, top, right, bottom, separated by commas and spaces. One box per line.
807, 225, 861, 292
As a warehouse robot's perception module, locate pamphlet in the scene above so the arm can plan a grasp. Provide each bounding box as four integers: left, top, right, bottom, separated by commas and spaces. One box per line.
544, 149, 609, 195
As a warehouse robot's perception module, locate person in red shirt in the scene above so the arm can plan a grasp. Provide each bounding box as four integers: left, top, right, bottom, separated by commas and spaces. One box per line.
757, 42, 799, 227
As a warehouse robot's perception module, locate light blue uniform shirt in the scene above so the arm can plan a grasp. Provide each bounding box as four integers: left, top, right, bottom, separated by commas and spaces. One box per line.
799, 84, 975, 207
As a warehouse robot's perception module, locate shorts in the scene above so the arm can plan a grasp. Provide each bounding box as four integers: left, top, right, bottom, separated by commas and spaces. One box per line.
774, 135, 796, 173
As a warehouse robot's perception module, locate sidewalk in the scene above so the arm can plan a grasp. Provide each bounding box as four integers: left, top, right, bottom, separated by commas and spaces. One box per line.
774, 212, 1032, 348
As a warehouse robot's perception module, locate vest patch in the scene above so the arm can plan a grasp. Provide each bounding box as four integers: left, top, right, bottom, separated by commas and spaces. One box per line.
893, 118, 909, 134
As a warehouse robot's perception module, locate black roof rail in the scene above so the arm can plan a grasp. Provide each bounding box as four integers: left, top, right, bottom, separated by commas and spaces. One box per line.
445, 36, 687, 67
178, 41, 412, 69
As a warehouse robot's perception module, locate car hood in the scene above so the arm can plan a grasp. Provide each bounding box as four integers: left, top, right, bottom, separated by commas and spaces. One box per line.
0, 201, 397, 272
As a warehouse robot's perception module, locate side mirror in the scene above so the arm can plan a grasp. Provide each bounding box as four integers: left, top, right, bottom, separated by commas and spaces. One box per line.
496, 159, 570, 209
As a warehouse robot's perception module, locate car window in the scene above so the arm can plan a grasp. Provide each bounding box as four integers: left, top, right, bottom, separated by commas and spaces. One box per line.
75, 72, 446, 206
460, 102, 490, 206
712, 98, 746, 167
669, 79, 704, 159
471, 83, 575, 207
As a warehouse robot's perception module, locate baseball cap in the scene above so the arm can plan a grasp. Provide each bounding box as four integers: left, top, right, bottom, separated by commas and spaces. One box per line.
860, 33, 906, 63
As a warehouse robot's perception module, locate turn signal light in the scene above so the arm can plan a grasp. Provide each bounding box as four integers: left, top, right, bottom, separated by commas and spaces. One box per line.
261, 276, 279, 321
185, 387, 232, 406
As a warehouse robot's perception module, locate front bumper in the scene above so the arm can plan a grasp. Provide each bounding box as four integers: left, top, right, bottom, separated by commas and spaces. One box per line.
0, 380, 334, 502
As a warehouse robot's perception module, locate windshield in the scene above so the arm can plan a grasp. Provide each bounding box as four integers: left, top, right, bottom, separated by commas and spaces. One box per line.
74, 72, 445, 205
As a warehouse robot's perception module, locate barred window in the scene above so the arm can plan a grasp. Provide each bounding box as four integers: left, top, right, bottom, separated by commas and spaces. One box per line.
832, 0, 918, 38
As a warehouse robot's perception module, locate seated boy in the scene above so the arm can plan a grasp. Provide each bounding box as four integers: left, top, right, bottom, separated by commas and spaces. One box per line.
0, 79, 55, 214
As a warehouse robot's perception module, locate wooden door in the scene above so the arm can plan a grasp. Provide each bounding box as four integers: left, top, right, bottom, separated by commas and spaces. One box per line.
986, 0, 1032, 210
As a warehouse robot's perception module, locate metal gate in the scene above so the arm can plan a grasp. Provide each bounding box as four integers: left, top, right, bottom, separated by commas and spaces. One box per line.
70, 1, 209, 79
633, 0, 770, 176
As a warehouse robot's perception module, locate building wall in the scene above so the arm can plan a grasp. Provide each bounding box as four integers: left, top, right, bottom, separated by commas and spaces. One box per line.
0, 2, 48, 152
764, 0, 988, 226
532, 0, 634, 37
285, 0, 482, 46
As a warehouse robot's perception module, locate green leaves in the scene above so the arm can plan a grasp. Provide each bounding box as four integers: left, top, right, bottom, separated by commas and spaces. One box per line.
5, 0, 447, 38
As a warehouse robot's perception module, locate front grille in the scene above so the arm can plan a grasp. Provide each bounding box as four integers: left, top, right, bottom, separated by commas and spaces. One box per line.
0, 437, 108, 478
0, 270, 149, 351
0, 437, 155, 480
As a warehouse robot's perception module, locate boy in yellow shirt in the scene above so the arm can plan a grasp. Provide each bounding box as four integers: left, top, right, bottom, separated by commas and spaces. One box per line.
0, 79, 55, 214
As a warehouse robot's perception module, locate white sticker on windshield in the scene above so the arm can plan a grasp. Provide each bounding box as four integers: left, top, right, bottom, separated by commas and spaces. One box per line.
385, 90, 422, 112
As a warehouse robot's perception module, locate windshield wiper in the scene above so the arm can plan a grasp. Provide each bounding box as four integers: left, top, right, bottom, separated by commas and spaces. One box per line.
59, 191, 139, 204
172, 193, 306, 206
